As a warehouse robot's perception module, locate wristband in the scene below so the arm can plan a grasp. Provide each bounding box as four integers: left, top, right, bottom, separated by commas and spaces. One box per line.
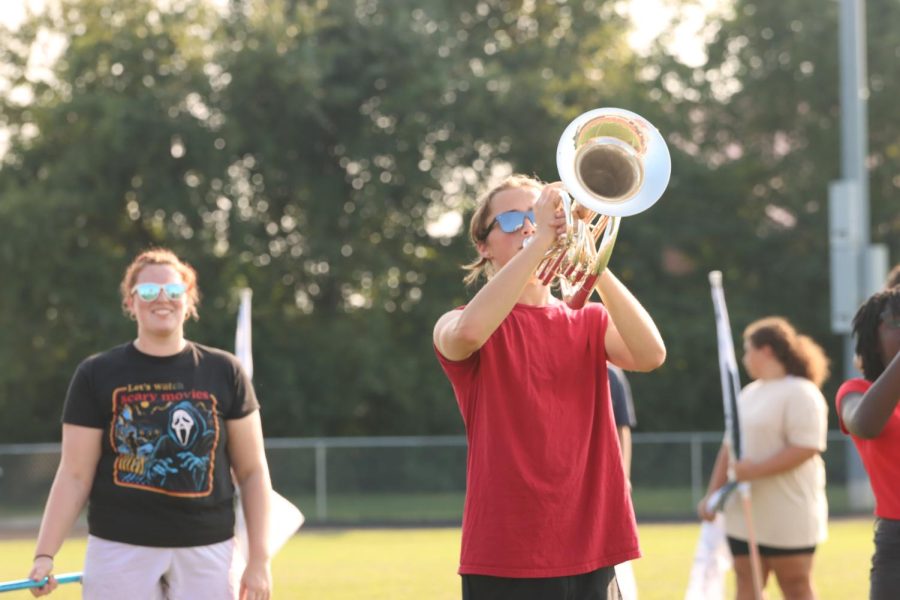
34, 554, 54, 561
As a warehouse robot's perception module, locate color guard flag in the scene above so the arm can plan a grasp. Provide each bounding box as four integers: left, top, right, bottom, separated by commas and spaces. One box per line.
683, 271, 743, 599
233, 288, 304, 561
705, 272, 763, 598
709, 271, 743, 470
684, 515, 731, 600
235, 288, 254, 380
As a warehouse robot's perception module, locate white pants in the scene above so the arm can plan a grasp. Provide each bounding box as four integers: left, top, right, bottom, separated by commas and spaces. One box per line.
82, 535, 242, 600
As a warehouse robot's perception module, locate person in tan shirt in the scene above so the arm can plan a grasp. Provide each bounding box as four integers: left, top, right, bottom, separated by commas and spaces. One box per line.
698, 317, 829, 600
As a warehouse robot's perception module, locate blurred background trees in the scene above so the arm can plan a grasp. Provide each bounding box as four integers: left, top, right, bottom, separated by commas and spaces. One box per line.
0, 0, 897, 441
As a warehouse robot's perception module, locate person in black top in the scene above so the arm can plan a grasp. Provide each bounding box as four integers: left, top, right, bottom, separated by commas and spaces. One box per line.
608, 362, 637, 486
607, 362, 639, 598
28, 248, 273, 600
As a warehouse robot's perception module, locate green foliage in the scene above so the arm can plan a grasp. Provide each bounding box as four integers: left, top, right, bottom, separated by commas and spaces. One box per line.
624, 0, 900, 430
1, 0, 898, 441
0, 0, 638, 440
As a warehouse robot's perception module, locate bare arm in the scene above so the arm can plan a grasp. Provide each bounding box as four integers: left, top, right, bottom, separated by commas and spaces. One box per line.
227, 411, 273, 600
433, 234, 553, 361
841, 351, 900, 439
598, 270, 666, 372
29, 425, 102, 595
433, 186, 566, 361
733, 445, 819, 481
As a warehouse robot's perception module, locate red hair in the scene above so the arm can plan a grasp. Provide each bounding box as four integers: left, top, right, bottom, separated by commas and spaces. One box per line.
120, 248, 200, 320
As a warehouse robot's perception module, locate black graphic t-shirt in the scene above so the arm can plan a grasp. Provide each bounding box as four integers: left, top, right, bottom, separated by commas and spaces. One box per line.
62, 341, 260, 547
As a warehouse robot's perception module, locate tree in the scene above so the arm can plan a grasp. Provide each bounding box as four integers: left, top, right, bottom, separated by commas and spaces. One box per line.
0, 0, 643, 439
0, 0, 229, 440
632, 0, 900, 430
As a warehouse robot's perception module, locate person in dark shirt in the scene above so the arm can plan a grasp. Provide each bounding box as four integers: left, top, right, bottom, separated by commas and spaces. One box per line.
607, 362, 639, 598
608, 363, 637, 485
28, 248, 273, 600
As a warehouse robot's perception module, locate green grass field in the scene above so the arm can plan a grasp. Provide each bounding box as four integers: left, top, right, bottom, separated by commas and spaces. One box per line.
0, 519, 873, 599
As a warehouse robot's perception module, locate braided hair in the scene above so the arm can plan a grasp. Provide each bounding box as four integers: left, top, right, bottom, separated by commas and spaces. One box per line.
853, 287, 900, 380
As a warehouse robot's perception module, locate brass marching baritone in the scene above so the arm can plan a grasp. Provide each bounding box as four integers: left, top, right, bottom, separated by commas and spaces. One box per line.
539, 107, 671, 308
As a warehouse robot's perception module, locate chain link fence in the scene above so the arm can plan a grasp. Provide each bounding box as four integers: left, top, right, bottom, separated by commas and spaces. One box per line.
0, 432, 872, 532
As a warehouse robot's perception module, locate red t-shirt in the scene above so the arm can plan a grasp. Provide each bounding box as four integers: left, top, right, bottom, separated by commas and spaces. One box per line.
835, 378, 900, 519
436, 301, 639, 578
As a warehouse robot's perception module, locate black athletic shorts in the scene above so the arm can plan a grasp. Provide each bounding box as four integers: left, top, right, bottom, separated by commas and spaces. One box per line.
870, 517, 900, 600
727, 536, 815, 557
461, 566, 621, 600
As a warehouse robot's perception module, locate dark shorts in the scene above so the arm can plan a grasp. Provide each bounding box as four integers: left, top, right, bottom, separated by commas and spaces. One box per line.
461, 566, 620, 600
870, 517, 900, 600
727, 536, 816, 557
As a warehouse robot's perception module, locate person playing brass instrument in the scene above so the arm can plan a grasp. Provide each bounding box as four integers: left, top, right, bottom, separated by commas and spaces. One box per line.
433, 173, 665, 600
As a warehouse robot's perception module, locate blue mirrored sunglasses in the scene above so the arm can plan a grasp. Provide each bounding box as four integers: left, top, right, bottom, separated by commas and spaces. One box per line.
483, 210, 535, 239
131, 282, 188, 302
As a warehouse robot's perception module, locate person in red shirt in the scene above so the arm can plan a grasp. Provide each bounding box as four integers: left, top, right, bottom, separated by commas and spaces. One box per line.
836, 286, 900, 599
433, 174, 666, 599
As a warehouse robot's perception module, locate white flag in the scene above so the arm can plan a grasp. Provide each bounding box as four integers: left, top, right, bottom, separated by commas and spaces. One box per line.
708, 271, 743, 463
235, 288, 254, 379
683, 272, 745, 599
705, 271, 744, 513
615, 561, 638, 600
234, 488, 305, 560
232, 287, 304, 560
706, 272, 764, 598
684, 515, 732, 600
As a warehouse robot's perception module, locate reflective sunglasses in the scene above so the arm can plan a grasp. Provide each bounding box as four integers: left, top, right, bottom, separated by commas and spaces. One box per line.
131, 282, 188, 302
483, 210, 535, 239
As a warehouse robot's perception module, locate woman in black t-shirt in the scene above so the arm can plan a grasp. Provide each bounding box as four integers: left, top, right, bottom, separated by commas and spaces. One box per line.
28, 248, 273, 600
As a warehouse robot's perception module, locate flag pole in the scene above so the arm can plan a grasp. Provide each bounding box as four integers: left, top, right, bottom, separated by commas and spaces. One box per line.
0, 573, 82, 593
708, 271, 764, 600
232, 288, 304, 560
235, 288, 254, 380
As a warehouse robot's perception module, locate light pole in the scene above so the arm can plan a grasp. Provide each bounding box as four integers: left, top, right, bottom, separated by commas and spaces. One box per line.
829, 0, 888, 509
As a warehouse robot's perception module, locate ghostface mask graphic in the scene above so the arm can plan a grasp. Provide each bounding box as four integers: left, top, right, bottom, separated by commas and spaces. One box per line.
170, 408, 196, 447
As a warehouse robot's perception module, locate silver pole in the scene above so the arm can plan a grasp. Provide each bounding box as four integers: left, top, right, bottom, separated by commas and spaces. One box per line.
690, 434, 702, 506
837, 0, 873, 510
315, 442, 328, 521
838, 0, 869, 221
